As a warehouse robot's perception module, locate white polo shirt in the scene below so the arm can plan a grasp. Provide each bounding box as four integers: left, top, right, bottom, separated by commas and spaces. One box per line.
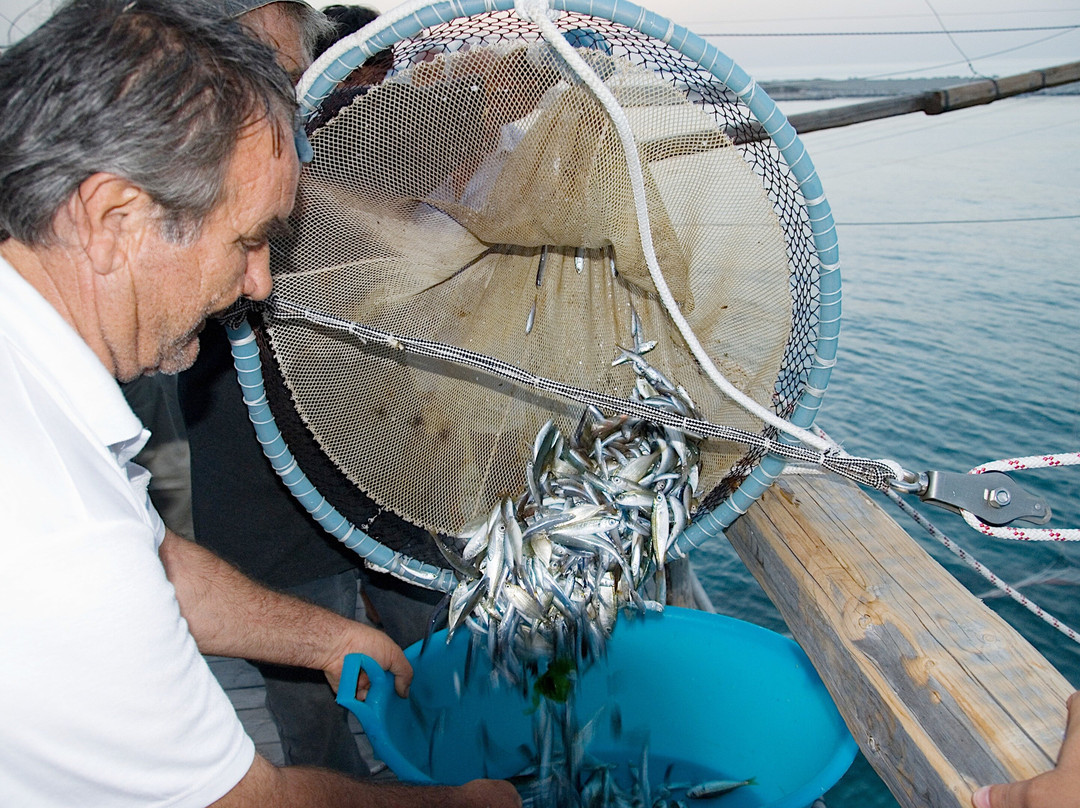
0, 256, 255, 806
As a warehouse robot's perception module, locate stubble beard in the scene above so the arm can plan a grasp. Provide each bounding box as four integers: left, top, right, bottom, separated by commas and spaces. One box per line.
151, 315, 208, 377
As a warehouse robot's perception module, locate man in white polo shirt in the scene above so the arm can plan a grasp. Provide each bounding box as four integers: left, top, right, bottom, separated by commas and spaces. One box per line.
0, 1, 519, 806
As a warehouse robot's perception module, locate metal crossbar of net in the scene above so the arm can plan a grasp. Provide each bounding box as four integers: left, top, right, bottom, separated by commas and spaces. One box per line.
245, 0, 843, 582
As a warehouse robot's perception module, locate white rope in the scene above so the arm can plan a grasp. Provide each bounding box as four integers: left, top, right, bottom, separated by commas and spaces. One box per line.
886, 488, 1080, 645
960, 452, 1080, 541
512, 0, 835, 457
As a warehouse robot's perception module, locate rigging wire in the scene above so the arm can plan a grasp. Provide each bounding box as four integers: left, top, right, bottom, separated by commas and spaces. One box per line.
921, 0, 991, 78
0, 0, 48, 44
860, 28, 1079, 79
838, 213, 1080, 226
698, 24, 1080, 37
693, 9, 1080, 27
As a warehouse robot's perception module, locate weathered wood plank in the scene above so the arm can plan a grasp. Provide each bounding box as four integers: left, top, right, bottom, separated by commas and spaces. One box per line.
926, 61, 1080, 113
724, 473, 1072, 808
206, 656, 264, 690
666, 556, 698, 609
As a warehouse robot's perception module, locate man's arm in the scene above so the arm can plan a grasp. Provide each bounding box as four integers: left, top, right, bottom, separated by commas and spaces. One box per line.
213, 754, 521, 807
158, 528, 411, 696
973, 690, 1080, 808
159, 530, 522, 807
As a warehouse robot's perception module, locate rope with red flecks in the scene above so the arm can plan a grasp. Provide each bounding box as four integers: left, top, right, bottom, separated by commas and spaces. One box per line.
807, 429, 1080, 645
963, 453, 1080, 541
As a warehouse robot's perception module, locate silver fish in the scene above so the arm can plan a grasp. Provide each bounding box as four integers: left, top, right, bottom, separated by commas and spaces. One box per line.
445, 327, 706, 808
525, 299, 537, 335
685, 777, 756, 799
535, 246, 548, 287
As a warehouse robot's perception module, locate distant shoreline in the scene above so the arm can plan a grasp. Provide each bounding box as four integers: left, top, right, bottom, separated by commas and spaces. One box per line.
761, 76, 1080, 100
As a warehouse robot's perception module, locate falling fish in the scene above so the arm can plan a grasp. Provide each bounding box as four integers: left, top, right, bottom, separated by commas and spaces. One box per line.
525, 299, 537, 334
535, 245, 549, 287
431, 327, 705, 808
686, 777, 757, 799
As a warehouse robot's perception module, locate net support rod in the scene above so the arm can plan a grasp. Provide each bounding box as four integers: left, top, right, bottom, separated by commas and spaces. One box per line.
267, 297, 897, 486
226, 319, 457, 592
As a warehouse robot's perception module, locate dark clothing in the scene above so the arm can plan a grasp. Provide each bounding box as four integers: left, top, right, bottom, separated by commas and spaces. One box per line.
177, 318, 446, 628
257, 570, 372, 777
121, 374, 195, 539
178, 319, 445, 776
178, 320, 358, 588
306, 84, 367, 132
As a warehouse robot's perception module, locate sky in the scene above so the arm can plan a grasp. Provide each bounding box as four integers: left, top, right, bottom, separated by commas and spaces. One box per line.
1, 0, 1077, 80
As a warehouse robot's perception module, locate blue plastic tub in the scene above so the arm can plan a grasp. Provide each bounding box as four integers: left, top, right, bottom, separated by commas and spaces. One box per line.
338, 607, 856, 807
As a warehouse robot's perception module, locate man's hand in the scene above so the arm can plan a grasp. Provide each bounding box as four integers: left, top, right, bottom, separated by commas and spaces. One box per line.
321, 620, 413, 699
972, 690, 1080, 808
456, 778, 523, 808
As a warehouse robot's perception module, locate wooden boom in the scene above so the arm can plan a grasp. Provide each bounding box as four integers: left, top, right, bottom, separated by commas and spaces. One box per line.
729, 61, 1080, 143
723, 473, 1073, 808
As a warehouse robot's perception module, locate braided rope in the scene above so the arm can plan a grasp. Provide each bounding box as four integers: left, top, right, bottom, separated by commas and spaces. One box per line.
962, 453, 1080, 541
268, 296, 900, 491
805, 428, 1080, 646
886, 489, 1080, 645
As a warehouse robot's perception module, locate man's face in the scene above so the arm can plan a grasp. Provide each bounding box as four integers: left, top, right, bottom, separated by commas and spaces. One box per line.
128, 119, 299, 378
241, 2, 310, 82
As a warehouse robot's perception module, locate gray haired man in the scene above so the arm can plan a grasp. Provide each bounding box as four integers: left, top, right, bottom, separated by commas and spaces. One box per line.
175, 0, 451, 782
0, 1, 518, 805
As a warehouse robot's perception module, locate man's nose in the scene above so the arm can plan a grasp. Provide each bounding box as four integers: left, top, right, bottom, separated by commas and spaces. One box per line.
243, 246, 274, 301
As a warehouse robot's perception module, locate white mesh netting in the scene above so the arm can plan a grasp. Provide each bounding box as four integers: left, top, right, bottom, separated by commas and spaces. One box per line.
261, 10, 822, 550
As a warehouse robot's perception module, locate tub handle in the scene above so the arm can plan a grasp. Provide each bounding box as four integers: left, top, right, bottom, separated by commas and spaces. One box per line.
335, 653, 434, 783
335, 653, 388, 724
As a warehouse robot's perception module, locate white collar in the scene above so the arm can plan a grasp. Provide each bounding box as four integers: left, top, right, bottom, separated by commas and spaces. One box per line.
0, 255, 149, 463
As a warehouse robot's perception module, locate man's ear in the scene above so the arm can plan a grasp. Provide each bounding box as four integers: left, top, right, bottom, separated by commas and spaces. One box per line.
66, 173, 149, 276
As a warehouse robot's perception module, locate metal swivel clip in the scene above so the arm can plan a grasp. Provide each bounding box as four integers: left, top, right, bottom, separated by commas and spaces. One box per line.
890, 468, 1052, 527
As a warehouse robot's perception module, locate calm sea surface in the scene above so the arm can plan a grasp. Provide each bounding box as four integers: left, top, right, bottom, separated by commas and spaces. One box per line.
694, 94, 1080, 807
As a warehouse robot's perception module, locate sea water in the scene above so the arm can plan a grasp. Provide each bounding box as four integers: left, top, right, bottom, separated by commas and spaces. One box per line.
694, 94, 1080, 807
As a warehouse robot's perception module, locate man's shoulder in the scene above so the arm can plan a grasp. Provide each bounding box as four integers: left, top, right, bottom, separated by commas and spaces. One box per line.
0, 341, 141, 532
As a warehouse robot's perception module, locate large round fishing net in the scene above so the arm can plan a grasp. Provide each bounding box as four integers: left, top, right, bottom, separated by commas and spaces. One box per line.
243, 1, 837, 581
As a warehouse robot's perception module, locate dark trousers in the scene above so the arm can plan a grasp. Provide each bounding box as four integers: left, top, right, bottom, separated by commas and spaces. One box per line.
255, 570, 371, 777
255, 567, 447, 776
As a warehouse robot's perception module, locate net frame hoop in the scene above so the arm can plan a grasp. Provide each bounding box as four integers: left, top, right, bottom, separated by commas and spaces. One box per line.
226, 320, 458, 591
251, 0, 840, 570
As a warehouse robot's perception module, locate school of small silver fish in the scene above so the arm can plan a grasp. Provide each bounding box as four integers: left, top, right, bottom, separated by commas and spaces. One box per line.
427, 332, 754, 806
441, 337, 703, 680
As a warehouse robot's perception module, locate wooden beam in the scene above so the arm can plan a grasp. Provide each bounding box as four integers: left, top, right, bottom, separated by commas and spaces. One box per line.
786, 94, 933, 134
722, 473, 1072, 808
730, 61, 1080, 142
926, 62, 1080, 114
666, 556, 718, 612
